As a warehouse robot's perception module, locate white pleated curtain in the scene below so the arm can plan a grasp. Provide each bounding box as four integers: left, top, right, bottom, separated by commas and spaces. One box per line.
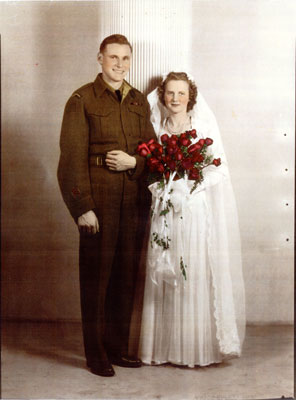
98, 0, 192, 93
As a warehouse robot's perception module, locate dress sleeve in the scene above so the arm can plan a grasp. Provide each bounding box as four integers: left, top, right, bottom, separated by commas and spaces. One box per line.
57, 94, 96, 220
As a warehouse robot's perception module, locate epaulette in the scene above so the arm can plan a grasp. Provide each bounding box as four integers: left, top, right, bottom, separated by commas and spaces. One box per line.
123, 79, 142, 97
129, 88, 144, 100
71, 82, 93, 99
132, 87, 142, 95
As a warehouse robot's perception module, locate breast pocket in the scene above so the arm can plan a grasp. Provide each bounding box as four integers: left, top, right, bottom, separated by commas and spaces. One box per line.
88, 107, 118, 142
127, 104, 146, 137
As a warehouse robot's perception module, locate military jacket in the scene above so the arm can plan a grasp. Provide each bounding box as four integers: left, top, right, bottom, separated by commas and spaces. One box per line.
58, 74, 156, 219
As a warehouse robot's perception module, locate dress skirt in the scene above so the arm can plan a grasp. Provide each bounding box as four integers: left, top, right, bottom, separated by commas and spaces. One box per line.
139, 190, 224, 367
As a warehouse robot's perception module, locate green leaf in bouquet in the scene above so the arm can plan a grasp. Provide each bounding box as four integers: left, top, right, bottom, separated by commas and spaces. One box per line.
180, 256, 187, 280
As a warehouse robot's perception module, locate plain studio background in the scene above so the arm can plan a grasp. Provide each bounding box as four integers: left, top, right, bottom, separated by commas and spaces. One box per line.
1, 0, 294, 335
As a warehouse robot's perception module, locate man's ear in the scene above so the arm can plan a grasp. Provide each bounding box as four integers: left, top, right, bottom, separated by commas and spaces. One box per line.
97, 52, 103, 65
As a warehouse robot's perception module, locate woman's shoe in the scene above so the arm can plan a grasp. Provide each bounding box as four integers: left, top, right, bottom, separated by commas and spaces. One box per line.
109, 354, 142, 368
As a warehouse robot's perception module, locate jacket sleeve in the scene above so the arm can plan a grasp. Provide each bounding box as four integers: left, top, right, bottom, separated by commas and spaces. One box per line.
128, 97, 157, 180
57, 94, 96, 220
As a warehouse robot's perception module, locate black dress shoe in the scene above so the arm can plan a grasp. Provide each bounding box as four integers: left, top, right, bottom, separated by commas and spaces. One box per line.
87, 360, 115, 377
109, 354, 142, 368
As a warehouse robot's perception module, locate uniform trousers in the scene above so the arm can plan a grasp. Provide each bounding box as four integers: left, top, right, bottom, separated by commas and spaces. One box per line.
79, 171, 140, 363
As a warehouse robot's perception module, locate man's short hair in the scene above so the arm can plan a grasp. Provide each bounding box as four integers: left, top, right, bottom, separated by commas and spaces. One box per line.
99, 34, 133, 54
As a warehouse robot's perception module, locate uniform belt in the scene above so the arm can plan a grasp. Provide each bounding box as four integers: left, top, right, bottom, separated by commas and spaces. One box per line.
89, 154, 106, 167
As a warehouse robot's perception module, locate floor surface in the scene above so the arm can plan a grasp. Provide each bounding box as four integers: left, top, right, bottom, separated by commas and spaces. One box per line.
1, 321, 294, 400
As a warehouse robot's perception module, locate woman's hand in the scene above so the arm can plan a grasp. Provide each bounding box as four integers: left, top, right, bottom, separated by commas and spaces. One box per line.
106, 150, 136, 171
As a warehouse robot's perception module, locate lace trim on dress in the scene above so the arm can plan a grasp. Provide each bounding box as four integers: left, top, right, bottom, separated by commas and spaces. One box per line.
205, 191, 241, 357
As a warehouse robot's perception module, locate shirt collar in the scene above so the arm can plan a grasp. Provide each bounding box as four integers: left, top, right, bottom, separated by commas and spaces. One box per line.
94, 73, 132, 101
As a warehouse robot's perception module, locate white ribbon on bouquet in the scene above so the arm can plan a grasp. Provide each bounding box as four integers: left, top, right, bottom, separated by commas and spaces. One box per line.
147, 171, 199, 287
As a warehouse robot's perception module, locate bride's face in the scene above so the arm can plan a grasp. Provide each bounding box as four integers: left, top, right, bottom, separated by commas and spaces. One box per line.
164, 80, 190, 115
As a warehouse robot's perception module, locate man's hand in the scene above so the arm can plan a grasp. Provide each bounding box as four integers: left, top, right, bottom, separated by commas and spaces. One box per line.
78, 210, 99, 235
106, 150, 136, 171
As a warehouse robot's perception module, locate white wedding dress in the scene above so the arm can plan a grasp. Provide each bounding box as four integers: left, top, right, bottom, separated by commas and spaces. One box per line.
139, 88, 245, 367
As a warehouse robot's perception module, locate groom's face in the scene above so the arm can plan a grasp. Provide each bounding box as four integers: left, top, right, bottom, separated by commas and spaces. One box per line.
98, 43, 132, 88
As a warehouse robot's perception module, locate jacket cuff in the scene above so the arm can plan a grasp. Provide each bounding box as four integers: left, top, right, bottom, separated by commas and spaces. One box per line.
69, 195, 96, 220
127, 155, 146, 180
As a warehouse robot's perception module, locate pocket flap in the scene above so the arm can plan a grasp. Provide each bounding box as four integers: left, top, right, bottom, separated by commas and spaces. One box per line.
88, 107, 115, 117
127, 103, 146, 117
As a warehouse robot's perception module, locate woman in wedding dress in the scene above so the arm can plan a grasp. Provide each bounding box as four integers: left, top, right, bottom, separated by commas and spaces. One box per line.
139, 72, 245, 367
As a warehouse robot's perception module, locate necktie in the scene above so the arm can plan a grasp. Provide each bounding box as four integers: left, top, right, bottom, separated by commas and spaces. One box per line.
115, 89, 122, 103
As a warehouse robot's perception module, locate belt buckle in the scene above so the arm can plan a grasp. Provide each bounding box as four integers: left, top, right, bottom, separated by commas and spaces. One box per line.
96, 156, 103, 166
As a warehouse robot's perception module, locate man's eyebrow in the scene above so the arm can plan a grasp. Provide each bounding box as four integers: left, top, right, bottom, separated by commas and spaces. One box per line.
108, 54, 130, 57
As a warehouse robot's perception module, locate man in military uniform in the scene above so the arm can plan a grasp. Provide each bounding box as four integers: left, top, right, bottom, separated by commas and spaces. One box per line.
57, 34, 156, 377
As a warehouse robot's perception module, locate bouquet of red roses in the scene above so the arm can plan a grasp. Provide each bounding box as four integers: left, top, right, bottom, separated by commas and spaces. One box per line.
137, 129, 221, 193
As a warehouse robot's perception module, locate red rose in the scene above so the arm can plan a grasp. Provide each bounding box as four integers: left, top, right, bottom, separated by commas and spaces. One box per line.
180, 138, 191, 147
181, 158, 193, 170
205, 137, 213, 146
147, 139, 155, 146
147, 156, 158, 165
148, 143, 157, 152
147, 157, 160, 171
168, 135, 178, 147
188, 168, 200, 180
189, 143, 202, 152
191, 152, 204, 163
188, 144, 200, 154
153, 143, 164, 157
137, 143, 151, 157
213, 158, 221, 166
167, 145, 177, 155
139, 148, 149, 157
157, 163, 165, 173
167, 160, 176, 171
161, 134, 169, 143
158, 144, 164, 153
190, 129, 197, 139
198, 138, 205, 147
175, 150, 183, 161
163, 154, 172, 163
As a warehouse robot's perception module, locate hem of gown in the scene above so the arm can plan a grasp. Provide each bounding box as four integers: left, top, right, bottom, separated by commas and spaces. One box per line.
140, 358, 224, 368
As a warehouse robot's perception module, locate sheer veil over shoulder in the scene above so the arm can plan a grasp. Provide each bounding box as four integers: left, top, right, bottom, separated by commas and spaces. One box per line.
139, 73, 246, 367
